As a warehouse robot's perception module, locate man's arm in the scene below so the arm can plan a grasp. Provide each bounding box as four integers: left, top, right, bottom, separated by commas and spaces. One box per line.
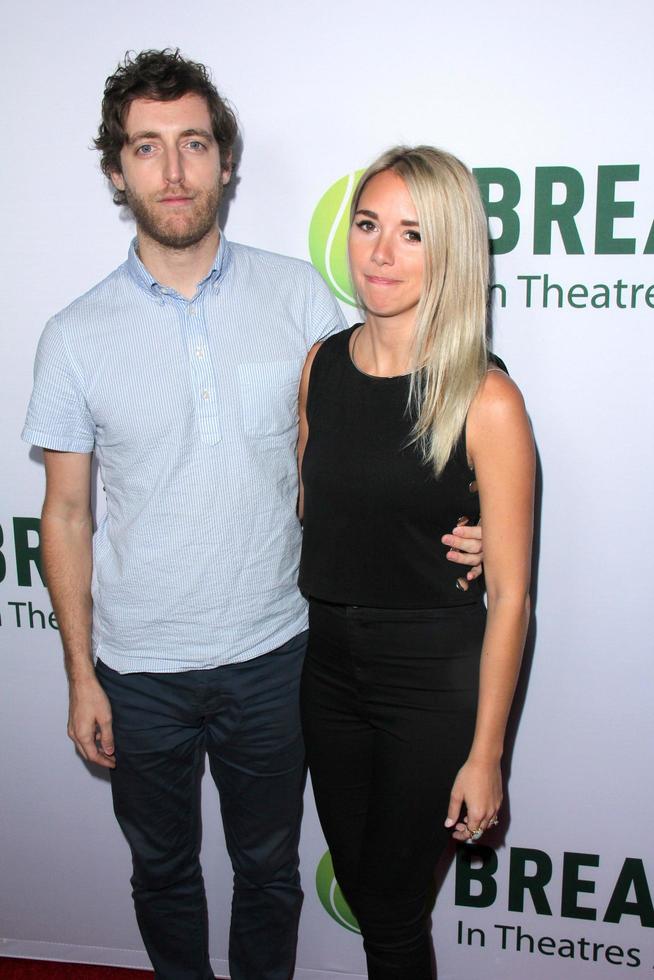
42, 449, 115, 769
297, 342, 322, 521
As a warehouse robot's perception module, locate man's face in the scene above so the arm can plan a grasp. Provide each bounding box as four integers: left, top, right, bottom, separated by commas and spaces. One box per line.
111, 93, 231, 250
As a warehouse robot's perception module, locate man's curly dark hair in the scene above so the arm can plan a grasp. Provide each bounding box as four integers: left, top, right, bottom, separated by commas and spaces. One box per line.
95, 49, 238, 205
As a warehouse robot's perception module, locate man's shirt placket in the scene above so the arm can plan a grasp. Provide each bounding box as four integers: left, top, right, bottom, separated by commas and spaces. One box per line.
178, 292, 221, 446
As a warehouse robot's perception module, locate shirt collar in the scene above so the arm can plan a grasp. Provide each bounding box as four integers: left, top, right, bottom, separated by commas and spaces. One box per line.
126, 232, 232, 297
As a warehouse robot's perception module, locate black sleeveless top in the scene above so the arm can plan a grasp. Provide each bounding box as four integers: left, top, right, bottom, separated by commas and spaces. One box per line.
299, 325, 484, 609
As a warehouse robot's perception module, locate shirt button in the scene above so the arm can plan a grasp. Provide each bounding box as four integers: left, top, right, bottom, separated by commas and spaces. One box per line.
195, 347, 204, 359
189, 306, 196, 315
201, 389, 210, 400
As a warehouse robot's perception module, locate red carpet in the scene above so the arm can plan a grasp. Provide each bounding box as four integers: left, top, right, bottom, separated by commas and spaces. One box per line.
0, 961, 153, 978
0, 958, 226, 978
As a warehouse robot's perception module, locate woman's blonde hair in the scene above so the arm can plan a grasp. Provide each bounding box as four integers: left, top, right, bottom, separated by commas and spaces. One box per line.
349, 146, 489, 475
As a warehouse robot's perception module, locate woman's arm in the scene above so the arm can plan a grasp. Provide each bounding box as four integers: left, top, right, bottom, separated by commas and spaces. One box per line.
445, 369, 535, 841
297, 342, 322, 522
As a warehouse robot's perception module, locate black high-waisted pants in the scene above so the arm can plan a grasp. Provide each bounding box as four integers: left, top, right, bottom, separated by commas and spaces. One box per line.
301, 598, 485, 980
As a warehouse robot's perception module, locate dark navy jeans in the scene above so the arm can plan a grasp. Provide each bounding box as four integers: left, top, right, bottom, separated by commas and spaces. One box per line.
96, 631, 307, 980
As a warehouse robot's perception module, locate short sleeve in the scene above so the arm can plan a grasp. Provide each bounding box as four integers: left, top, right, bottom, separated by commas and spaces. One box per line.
305, 265, 349, 347
21, 316, 95, 452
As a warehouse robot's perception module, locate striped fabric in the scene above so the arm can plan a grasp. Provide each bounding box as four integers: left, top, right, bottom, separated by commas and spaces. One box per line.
22, 236, 346, 672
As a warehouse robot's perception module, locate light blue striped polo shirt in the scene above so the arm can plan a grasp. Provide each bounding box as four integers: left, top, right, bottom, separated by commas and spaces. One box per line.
22, 235, 347, 672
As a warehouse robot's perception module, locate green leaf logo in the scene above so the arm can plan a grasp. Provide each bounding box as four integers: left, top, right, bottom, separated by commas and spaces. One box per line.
309, 170, 365, 307
315, 850, 360, 933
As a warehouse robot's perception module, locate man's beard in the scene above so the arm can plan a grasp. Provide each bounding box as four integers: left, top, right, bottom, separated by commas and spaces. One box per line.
124, 180, 222, 250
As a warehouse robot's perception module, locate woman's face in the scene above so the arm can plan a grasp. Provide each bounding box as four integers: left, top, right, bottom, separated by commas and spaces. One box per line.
348, 169, 424, 323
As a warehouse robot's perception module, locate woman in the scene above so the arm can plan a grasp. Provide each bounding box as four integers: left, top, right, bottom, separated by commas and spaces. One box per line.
298, 146, 534, 978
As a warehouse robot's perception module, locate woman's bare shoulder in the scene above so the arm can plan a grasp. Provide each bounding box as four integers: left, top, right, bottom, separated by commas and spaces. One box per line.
466, 368, 532, 459
473, 367, 527, 421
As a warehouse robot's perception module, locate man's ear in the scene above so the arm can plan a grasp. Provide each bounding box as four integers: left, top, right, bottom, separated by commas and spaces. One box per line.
221, 153, 233, 186
110, 170, 126, 192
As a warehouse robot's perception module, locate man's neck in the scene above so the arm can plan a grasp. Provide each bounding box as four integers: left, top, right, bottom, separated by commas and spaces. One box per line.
136, 226, 221, 300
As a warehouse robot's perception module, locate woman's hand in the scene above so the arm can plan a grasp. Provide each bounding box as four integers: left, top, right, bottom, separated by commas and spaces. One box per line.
444, 757, 502, 842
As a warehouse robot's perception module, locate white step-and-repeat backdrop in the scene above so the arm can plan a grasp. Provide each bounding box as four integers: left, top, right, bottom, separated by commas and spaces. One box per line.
2, 1, 653, 977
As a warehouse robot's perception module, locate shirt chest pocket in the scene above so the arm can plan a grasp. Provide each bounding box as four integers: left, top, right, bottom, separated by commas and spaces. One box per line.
238, 360, 299, 438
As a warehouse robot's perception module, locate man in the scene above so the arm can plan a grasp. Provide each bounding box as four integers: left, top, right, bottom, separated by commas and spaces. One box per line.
22, 49, 483, 980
